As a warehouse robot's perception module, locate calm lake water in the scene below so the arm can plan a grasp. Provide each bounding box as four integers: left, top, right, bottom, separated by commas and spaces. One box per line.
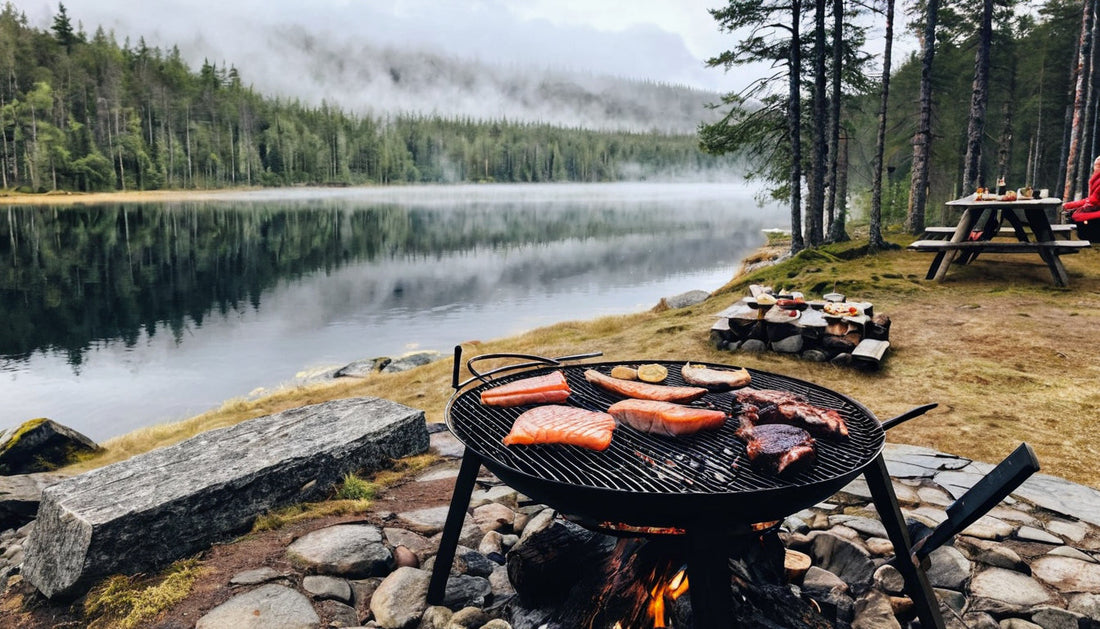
1, 183, 784, 441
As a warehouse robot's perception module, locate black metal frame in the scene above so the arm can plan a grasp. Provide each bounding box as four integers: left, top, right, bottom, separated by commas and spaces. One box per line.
427, 348, 1040, 629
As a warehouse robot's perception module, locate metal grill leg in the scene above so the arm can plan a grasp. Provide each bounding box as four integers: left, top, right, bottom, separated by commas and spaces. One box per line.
427, 450, 483, 605
685, 525, 734, 629
863, 454, 946, 629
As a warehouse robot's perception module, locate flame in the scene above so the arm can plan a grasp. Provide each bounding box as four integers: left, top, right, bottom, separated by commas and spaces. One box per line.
645, 567, 690, 628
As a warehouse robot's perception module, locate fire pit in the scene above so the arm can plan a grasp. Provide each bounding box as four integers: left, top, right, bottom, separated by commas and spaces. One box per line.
428, 349, 1039, 629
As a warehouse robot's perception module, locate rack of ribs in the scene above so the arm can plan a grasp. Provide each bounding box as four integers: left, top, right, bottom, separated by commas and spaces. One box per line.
733, 389, 849, 438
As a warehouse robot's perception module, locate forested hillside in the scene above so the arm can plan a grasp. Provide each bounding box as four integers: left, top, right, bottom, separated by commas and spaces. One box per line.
0, 4, 733, 193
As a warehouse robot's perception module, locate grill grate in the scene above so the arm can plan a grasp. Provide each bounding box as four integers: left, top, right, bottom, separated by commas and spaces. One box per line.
447, 361, 884, 497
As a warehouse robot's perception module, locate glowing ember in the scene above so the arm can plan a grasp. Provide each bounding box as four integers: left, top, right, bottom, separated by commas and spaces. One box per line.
595, 521, 687, 536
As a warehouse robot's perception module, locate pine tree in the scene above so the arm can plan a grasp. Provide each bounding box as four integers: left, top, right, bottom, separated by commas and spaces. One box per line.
51, 2, 76, 53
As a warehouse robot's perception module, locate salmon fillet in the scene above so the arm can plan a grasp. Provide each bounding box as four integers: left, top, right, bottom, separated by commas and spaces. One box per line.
607, 399, 727, 437
502, 405, 616, 450
480, 371, 570, 407
584, 369, 707, 403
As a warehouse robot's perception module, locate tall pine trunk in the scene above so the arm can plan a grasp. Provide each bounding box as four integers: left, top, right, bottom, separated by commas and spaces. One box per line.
809, 0, 827, 246
0, 92, 8, 189
789, 0, 805, 254
907, 0, 940, 235
836, 134, 849, 238
997, 59, 1018, 180
961, 0, 993, 196
1058, 36, 1081, 196
869, 0, 895, 251
1081, 4, 1100, 193
825, 0, 844, 241
1064, 0, 1095, 201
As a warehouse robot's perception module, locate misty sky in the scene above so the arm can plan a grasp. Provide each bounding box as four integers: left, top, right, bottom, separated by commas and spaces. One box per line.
22, 1, 911, 125
24, 1, 737, 86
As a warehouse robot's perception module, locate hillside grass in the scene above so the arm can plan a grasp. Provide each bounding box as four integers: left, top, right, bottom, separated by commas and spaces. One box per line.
66, 224, 1100, 489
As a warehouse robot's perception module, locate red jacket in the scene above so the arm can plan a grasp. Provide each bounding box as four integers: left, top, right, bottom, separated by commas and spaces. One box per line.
1065, 170, 1100, 213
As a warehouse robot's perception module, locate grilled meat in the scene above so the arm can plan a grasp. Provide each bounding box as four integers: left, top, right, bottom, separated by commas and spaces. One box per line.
503, 405, 616, 450
584, 369, 707, 403
680, 362, 752, 390
736, 422, 816, 475
734, 389, 848, 438
607, 399, 727, 437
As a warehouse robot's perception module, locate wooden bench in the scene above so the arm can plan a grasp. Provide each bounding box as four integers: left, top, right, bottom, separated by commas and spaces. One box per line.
921, 225, 1076, 240
908, 239, 1089, 254
908, 239, 1090, 286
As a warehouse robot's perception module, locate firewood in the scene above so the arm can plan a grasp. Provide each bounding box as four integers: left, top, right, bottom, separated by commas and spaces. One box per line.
784, 548, 812, 583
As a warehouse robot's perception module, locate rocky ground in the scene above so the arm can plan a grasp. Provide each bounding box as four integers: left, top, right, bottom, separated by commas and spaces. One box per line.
5, 424, 1100, 628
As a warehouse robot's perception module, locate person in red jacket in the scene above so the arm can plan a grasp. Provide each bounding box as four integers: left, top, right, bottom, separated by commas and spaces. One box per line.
1064, 155, 1100, 218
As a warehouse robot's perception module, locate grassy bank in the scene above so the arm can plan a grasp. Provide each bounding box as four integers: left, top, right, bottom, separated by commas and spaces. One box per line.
67, 224, 1100, 489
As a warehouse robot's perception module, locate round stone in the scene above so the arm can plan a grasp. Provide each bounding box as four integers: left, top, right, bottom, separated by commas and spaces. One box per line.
1033, 556, 1100, 592
370, 567, 431, 629
286, 524, 393, 578
472, 503, 515, 533
195, 584, 320, 629
229, 567, 282, 586
970, 568, 1050, 608
301, 575, 351, 603
925, 546, 971, 590
873, 564, 905, 594
394, 545, 419, 568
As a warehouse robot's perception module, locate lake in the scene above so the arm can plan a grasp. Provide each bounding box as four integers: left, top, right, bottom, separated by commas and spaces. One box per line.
0, 183, 785, 441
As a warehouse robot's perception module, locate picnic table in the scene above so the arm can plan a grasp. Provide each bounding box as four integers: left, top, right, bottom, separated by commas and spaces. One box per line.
908, 194, 1090, 287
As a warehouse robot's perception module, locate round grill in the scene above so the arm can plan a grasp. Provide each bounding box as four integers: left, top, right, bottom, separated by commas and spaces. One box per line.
446, 360, 885, 528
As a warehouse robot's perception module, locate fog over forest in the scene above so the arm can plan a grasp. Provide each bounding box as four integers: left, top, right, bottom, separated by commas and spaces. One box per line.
26, 0, 730, 133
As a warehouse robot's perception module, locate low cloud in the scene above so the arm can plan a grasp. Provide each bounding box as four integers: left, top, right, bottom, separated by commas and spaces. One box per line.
31, 0, 731, 131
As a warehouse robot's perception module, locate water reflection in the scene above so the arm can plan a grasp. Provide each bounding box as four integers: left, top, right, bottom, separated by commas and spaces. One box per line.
0, 184, 784, 439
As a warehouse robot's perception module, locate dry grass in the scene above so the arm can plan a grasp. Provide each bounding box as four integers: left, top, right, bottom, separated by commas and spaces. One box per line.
62, 225, 1100, 489
82, 558, 205, 629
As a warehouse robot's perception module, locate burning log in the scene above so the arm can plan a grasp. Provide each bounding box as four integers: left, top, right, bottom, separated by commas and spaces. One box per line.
505, 517, 617, 607
505, 525, 835, 629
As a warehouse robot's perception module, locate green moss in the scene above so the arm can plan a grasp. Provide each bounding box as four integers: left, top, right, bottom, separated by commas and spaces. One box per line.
0, 418, 49, 455
83, 558, 204, 629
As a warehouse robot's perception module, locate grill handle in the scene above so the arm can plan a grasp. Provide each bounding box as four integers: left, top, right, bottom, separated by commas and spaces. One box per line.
452, 347, 603, 390
880, 403, 938, 431
911, 442, 1040, 565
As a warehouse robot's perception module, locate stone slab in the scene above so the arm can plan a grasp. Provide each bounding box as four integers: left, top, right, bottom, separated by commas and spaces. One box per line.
0, 472, 68, 530
1012, 473, 1100, 528
22, 397, 428, 598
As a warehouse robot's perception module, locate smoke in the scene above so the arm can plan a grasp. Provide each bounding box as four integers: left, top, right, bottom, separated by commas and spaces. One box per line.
28, 0, 732, 132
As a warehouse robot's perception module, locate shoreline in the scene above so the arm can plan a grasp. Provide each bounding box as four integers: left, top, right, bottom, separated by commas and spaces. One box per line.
0, 188, 268, 206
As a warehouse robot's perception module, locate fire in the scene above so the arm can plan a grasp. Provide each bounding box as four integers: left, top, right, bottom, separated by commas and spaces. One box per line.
644, 567, 690, 628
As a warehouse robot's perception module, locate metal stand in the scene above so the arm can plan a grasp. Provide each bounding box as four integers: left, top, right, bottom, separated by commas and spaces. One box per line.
430, 453, 950, 627
684, 526, 735, 629
863, 454, 946, 629
427, 450, 484, 605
